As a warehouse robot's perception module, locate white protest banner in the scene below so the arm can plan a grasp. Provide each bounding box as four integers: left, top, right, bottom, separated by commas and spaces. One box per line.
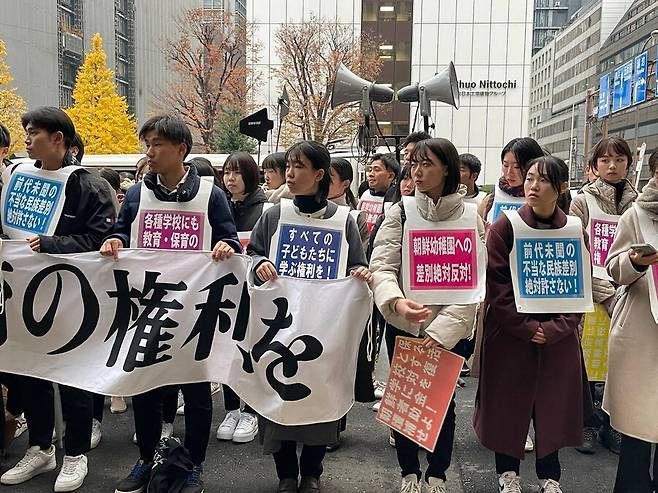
0, 241, 372, 426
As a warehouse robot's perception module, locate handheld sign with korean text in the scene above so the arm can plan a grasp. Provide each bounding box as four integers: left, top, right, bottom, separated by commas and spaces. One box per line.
270, 199, 349, 280
633, 204, 658, 324
486, 182, 526, 224
130, 179, 213, 250
376, 337, 463, 452
584, 192, 619, 281
401, 198, 486, 305
504, 209, 593, 313
1, 162, 82, 239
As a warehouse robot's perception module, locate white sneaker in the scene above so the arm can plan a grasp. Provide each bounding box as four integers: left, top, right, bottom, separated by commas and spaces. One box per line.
426, 477, 447, 493
54, 454, 88, 492
498, 471, 522, 493
132, 431, 138, 444
161, 422, 174, 439
373, 381, 386, 400
90, 419, 102, 449
400, 474, 421, 493
176, 391, 185, 415
389, 430, 396, 448
110, 396, 127, 414
14, 414, 28, 438
216, 410, 241, 440
210, 382, 222, 395
525, 433, 534, 452
540, 479, 562, 493
232, 412, 258, 443
372, 401, 381, 412
0, 445, 57, 485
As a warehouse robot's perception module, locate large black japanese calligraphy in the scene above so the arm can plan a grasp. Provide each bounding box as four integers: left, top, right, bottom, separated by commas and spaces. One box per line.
0, 241, 371, 427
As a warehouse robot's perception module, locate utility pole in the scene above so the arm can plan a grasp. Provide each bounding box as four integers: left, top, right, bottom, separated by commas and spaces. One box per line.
584, 88, 594, 161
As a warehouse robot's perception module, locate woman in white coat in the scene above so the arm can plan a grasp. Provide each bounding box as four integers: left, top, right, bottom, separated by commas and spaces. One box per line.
605, 177, 658, 493
370, 138, 484, 493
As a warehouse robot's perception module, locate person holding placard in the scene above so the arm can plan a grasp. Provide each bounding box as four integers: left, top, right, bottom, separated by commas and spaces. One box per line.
0, 107, 116, 492
100, 114, 241, 493
569, 136, 637, 455
478, 137, 544, 226
358, 153, 400, 232
247, 140, 371, 493
474, 156, 592, 493
604, 176, 658, 493
370, 138, 484, 493
215, 152, 268, 445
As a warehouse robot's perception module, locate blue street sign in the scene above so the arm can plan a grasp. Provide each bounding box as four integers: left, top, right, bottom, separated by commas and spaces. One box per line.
598, 73, 611, 118
634, 51, 648, 104
612, 61, 633, 112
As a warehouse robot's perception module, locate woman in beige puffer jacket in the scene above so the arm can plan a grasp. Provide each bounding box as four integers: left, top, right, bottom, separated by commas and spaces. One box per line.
370, 138, 484, 493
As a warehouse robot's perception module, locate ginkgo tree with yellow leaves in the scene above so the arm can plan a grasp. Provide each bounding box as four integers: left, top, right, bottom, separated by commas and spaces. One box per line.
0, 39, 27, 155
66, 33, 139, 154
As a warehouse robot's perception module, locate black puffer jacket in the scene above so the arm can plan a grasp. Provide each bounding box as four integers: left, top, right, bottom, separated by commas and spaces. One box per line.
0, 154, 116, 253
229, 188, 267, 232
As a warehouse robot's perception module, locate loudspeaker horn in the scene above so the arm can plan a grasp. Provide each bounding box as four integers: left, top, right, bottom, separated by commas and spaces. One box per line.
331, 63, 394, 116
397, 62, 460, 116
239, 108, 274, 142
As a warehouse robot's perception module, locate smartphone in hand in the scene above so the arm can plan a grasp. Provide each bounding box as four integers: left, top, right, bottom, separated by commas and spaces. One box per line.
631, 243, 658, 256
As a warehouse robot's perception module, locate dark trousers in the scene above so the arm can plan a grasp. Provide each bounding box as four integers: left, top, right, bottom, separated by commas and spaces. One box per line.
20, 376, 92, 456
273, 441, 327, 480
495, 450, 561, 481
2, 373, 25, 417
222, 385, 254, 414
133, 382, 211, 465
393, 396, 456, 481
614, 434, 657, 493
92, 394, 104, 423
385, 323, 407, 364
163, 386, 178, 424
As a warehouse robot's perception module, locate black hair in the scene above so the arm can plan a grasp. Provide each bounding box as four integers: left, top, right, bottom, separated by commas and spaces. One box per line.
99, 167, 121, 192
649, 149, 658, 175
391, 164, 413, 203
135, 156, 150, 181
71, 132, 85, 162
402, 131, 432, 148
459, 153, 482, 175
188, 156, 221, 187
21, 106, 76, 148
261, 151, 286, 174
370, 153, 401, 179
524, 155, 569, 195
138, 115, 193, 158
590, 136, 633, 172
411, 138, 461, 196
119, 171, 135, 180
357, 179, 369, 198
221, 152, 260, 195
330, 157, 357, 208
285, 140, 331, 201
0, 123, 10, 148
500, 137, 545, 173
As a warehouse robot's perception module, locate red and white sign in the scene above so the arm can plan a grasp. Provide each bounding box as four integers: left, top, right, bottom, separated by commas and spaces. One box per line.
376, 337, 463, 451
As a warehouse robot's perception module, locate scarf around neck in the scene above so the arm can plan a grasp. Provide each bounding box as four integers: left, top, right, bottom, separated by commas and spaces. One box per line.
636, 178, 658, 222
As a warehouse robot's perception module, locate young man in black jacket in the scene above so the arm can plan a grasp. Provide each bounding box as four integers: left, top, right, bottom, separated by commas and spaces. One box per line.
101, 114, 241, 493
0, 107, 116, 492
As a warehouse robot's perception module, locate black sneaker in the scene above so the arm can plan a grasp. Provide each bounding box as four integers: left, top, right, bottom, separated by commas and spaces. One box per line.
181, 465, 204, 493
575, 427, 597, 454
114, 459, 152, 493
460, 361, 471, 377
598, 425, 622, 455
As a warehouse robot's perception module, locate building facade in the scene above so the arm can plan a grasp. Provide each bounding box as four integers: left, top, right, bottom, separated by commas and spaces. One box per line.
594, 0, 658, 184
533, 0, 585, 53
247, 0, 535, 184
0, 0, 238, 126
530, 0, 602, 178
